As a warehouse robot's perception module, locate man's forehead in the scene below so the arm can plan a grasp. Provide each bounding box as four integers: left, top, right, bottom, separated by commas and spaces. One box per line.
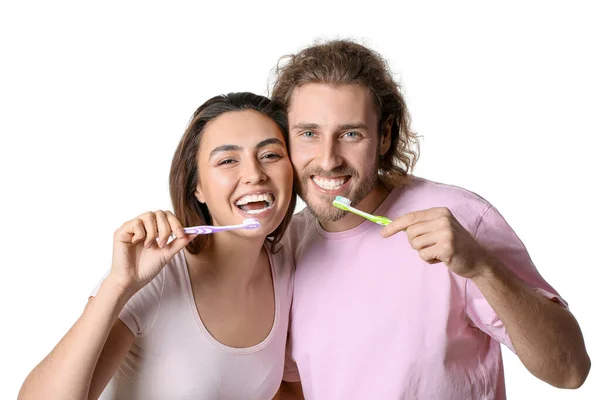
288, 83, 378, 125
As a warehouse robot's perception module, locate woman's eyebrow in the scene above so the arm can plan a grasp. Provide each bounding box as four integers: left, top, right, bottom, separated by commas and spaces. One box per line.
256, 138, 284, 149
209, 144, 242, 158
209, 138, 284, 158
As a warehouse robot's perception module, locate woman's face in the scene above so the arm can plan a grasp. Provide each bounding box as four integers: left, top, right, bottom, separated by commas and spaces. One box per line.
195, 109, 293, 237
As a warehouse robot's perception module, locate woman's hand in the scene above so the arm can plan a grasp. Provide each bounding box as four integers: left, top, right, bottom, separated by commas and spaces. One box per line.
108, 210, 196, 294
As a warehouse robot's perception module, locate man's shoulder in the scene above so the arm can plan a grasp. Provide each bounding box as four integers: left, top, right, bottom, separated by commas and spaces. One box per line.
280, 207, 319, 255
284, 208, 314, 239
405, 176, 489, 202
289, 207, 314, 230
390, 176, 492, 230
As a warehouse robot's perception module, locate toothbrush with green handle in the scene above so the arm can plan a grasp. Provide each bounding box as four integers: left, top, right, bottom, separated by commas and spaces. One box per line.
332, 196, 393, 226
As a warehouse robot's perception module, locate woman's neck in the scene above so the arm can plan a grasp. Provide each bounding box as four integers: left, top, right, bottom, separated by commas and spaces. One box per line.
184, 233, 269, 289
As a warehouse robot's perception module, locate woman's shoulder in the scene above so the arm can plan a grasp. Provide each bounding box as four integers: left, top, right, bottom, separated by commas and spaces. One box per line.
127, 249, 188, 306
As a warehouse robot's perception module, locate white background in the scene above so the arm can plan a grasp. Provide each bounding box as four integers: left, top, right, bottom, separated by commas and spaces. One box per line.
1, 1, 598, 398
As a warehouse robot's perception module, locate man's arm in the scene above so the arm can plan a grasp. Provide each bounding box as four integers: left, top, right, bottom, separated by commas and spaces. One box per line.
471, 258, 590, 388
382, 206, 591, 389
274, 381, 304, 400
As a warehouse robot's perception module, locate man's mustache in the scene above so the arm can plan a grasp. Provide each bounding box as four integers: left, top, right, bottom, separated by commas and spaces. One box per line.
300, 166, 358, 179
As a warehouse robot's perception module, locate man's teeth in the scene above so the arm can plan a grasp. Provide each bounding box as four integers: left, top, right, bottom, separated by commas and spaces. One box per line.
235, 193, 274, 206
313, 176, 346, 190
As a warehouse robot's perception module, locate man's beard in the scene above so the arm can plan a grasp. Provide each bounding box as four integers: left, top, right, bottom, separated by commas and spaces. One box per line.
296, 162, 379, 222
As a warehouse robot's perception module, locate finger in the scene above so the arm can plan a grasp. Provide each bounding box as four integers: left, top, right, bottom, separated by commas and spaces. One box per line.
409, 230, 451, 251
404, 218, 449, 242
131, 219, 146, 244
163, 234, 198, 260
381, 207, 451, 238
381, 209, 433, 238
139, 212, 158, 248
418, 243, 444, 264
154, 210, 171, 248
165, 210, 185, 239
114, 225, 135, 244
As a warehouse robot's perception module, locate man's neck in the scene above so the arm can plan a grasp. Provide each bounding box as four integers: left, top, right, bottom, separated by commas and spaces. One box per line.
320, 181, 391, 232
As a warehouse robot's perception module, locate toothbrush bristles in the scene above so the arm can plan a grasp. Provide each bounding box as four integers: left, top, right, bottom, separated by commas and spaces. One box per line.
335, 196, 352, 205
242, 218, 261, 229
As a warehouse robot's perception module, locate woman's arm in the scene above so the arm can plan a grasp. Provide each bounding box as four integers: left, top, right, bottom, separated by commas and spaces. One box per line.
18, 279, 135, 400
19, 210, 195, 400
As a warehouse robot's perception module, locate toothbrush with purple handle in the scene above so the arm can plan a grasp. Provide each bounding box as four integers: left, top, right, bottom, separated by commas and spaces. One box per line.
182, 218, 261, 235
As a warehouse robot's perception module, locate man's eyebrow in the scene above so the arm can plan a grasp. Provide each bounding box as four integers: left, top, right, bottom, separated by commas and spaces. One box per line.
209, 138, 284, 158
291, 123, 368, 131
339, 123, 368, 130
291, 123, 319, 131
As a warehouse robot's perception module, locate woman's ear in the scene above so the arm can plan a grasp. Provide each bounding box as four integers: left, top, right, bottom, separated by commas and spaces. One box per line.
194, 185, 205, 203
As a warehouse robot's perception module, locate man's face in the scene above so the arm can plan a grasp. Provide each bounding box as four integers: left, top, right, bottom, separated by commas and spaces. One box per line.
287, 83, 390, 225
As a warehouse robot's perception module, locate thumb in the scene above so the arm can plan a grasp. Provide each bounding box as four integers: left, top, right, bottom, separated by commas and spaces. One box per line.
163, 234, 198, 260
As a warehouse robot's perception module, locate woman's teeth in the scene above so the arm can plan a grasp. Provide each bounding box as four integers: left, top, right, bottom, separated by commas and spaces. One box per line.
244, 204, 273, 215
235, 193, 274, 214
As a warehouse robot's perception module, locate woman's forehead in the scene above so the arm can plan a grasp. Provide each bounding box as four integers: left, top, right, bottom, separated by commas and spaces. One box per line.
200, 110, 284, 152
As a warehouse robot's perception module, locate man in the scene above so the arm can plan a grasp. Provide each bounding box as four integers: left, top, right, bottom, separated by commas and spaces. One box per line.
272, 40, 590, 399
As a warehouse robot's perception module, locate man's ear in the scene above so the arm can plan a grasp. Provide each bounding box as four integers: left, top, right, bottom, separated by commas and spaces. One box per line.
380, 117, 392, 156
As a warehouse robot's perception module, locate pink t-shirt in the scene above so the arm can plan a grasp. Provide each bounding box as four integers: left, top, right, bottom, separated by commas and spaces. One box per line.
282, 177, 566, 400
91, 246, 293, 400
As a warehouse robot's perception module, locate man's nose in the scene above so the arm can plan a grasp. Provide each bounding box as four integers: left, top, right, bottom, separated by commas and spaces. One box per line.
316, 139, 342, 171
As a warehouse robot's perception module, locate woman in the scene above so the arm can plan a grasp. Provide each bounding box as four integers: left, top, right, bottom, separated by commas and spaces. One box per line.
18, 92, 297, 399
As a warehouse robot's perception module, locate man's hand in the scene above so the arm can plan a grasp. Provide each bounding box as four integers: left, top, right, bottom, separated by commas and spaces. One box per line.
381, 207, 490, 279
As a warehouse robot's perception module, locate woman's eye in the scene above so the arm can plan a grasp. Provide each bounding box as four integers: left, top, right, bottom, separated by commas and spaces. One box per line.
217, 158, 236, 165
262, 153, 282, 160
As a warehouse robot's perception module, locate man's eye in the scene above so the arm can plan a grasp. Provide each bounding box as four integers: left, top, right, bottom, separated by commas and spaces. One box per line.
302, 131, 315, 138
344, 131, 359, 138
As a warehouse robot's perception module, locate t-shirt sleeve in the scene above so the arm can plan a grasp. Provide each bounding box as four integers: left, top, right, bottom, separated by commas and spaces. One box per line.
465, 205, 567, 353
89, 270, 164, 337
